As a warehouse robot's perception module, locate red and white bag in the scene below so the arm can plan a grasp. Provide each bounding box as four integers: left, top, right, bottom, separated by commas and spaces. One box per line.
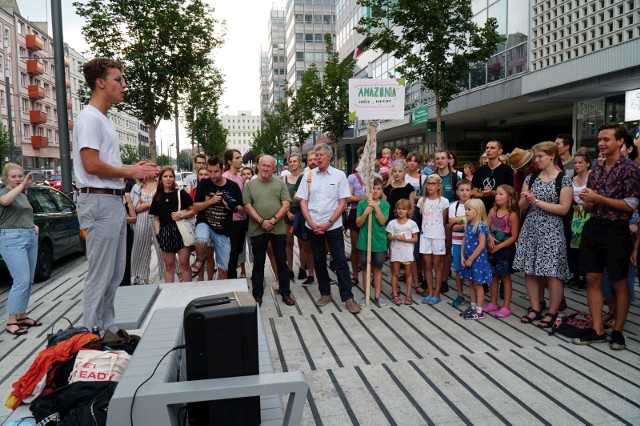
69, 349, 131, 383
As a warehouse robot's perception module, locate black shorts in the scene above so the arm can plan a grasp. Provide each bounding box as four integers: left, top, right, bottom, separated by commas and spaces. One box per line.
579, 218, 633, 282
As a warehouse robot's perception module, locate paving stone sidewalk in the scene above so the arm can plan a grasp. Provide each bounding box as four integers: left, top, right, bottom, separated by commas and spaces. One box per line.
1, 237, 639, 425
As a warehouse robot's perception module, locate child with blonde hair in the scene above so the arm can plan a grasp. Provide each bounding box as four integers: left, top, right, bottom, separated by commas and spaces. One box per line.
460, 198, 493, 320
379, 148, 393, 180
386, 199, 420, 305
417, 174, 449, 305
485, 185, 520, 318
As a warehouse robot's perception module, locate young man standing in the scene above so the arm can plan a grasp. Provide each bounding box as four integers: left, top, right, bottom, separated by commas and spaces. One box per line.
472, 140, 514, 212
222, 149, 246, 279
73, 58, 158, 333
575, 124, 640, 350
555, 133, 575, 178
191, 156, 243, 279
184, 153, 207, 193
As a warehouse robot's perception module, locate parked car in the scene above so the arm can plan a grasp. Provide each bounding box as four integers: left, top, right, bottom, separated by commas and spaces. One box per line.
0, 183, 82, 282
47, 172, 77, 192
175, 171, 192, 190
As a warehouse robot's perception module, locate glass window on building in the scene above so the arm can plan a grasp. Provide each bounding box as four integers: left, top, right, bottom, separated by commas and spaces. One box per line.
488, 0, 506, 52
295, 33, 304, 42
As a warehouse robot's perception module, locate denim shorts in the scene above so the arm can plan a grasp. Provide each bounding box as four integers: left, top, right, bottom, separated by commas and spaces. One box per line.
195, 223, 230, 271
359, 250, 385, 269
452, 244, 462, 272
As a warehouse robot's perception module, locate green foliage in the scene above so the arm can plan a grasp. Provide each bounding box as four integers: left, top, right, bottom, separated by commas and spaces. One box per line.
183, 65, 226, 157
156, 154, 170, 167
356, 0, 501, 149
242, 150, 255, 165
288, 68, 319, 147
74, 0, 223, 160
318, 33, 356, 143
0, 124, 10, 164
120, 144, 140, 164
178, 151, 192, 171
251, 107, 287, 156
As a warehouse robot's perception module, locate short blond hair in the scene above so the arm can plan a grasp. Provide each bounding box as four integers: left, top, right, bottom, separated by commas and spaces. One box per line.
532, 141, 558, 160
2, 163, 22, 182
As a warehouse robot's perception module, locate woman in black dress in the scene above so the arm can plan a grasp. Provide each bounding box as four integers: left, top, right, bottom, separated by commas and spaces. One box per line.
150, 167, 196, 283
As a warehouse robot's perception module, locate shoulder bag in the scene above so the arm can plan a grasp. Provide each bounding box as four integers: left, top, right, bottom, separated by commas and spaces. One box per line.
293, 169, 313, 241
175, 190, 196, 247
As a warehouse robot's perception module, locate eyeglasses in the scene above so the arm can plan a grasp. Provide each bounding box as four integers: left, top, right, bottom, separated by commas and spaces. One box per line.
104, 76, 126, 85
426, 182, 438, 185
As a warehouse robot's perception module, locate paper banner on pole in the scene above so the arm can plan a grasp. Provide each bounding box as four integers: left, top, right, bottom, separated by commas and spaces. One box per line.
349, 78, 406, 121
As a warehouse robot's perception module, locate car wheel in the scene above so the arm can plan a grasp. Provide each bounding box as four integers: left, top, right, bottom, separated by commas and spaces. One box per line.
34, 242, 53, 282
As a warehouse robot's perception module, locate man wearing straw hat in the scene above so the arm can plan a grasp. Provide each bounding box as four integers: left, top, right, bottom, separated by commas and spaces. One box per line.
296, 143, 361, 314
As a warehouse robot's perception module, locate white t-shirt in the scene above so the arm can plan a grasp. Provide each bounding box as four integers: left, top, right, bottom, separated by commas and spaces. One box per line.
448, 200, 466, 245
416, 196, 449, 239
72, 104, 123, 189
184, 173, 197, 191
386, 219, 420, 262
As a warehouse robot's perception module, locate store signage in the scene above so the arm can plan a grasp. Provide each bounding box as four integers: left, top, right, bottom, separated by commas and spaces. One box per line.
348, 78, 406, 120
625, 89, 640, 121
411, 106, 428, 125
576, 99, 604, 120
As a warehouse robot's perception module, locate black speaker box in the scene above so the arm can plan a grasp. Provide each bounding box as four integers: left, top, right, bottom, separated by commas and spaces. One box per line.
184, 292, 260, 425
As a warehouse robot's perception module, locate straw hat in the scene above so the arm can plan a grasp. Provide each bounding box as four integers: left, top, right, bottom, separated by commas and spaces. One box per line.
508, 148, 534, 170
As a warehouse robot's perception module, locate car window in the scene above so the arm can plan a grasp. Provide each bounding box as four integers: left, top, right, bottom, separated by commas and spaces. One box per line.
30, 189, 59, 213
49, 189, 75, 212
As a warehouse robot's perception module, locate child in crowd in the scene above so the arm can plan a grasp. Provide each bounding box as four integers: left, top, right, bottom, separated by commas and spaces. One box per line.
447, 179, 473, 308
460, 199, 493, 320
386, 199, 420, 305
379, 148, 393, 181
486, 185, 520, 318
417, 174, 449, 305
356, 177, 390, 306
384, 161, 415, 224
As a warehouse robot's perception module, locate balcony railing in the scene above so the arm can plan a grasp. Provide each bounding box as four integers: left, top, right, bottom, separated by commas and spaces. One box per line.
28, 85, 45, 100
26, 34, 44, 51
29, 110, 48, 125
26, 60, 44, 76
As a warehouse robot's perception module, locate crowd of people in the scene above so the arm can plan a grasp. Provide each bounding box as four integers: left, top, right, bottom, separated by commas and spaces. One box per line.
2, 57, 638, 354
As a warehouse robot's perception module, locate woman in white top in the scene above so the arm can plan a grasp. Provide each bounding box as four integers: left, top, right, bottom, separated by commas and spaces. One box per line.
568, 152, 591, 287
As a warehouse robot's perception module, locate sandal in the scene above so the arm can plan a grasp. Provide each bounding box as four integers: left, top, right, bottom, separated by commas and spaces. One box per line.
6, 323, 28, 336
521, 307, 542, 324
404, 295, 413, 305
537, 312, 558, 329
391, 293, 402, 305
190, 258, 206, 277
415, 287, 427, 297
351, 278, 359, 287
17, 317, 42, 327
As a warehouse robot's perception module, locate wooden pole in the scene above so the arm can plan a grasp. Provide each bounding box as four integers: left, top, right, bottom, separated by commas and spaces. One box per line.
364, 121, 377, 307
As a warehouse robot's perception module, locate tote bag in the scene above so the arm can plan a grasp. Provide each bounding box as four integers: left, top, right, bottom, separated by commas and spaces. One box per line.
69, 349, 131, 383
175, 190, 196, 247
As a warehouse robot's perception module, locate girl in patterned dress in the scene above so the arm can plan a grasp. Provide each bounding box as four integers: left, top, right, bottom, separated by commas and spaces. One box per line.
460, 199, 493, 320
485, 185, 520, 318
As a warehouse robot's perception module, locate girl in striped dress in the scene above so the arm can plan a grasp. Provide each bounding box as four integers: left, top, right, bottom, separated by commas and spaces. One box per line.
131, 176, 166, 283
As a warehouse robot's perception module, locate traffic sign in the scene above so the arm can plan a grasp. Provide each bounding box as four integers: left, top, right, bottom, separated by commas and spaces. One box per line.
411, 106, 428, 125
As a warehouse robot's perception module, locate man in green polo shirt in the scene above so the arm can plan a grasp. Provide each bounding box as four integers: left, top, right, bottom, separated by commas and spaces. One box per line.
243, 155, 293, 306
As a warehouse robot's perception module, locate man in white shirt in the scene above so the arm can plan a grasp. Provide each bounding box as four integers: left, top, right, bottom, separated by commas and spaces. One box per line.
184, 153, 207, 193
73, 58, 158, 334
296, 143, 360, 314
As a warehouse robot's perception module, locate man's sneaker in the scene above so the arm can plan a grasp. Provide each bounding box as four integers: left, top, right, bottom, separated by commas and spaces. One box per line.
464, 310, 484, 320
459, 306, 474, 317
610, 330, 626, 350
345, 298, 361, 314
301, 276, 315, 287
484, 302, 500, 313
374, 296, 388, 306
451, 295, 465, 308
572, 329, 607, 345
297, 268, 307, 280
315, 295, 333, 307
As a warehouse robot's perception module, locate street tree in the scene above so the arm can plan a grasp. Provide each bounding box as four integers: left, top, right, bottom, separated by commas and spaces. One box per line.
251, 104, 288, 156
288, 68, 320, 148
356, 0, 501, 149
156, 154, 170, 167
178, 151, 192, 171
0, 125, 10, 167
74, 0, 223, 160
318, 33, 355, 143
119, 144, 140, 165
183, 65, 226, 155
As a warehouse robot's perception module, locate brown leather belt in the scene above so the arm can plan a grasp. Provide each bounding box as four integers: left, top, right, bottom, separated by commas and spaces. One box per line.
79, 187, 125, 196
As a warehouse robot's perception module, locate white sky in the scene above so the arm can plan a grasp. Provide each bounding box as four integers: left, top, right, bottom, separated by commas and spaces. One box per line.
16, 0, 275, 153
